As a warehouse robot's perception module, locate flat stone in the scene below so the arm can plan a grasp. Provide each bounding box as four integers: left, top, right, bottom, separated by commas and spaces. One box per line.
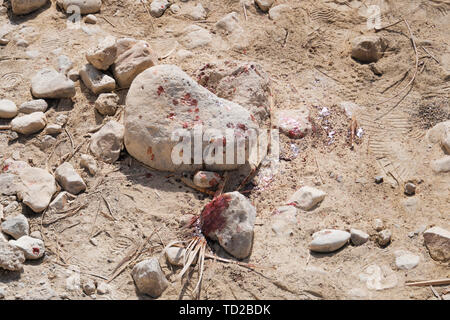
187, 3, 207, 20
11, 0, 48, 15
31, 68, 75, 99
359, 264, 398, 291
394, 250, 419, 270
57, 55, 73, 75
404, 182, 416, 196
80, 64, 116, 95
423, 226, 450, 262
0, 99, 18, 119
271, 205, 297, 237
48, 191, 75, 213
18, 99, 47, 114
1, 214, 29, 240
17, 166, 57, 213
85, 14, 97, 24
90, 121, 124, 163
11, 112, 47, 135
287, 186, 326, 211
9, 235, 45, 260
55, 162, 86, 195
0, 242, 25, 271
309, 229, 350, 253
350, 229, 369, 246
374, 218, 384, 231
131, 258, 169, 298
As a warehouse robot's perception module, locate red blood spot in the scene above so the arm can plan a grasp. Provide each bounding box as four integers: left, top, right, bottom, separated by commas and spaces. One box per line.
2, 165, 9, 172
173, 99, 179, 106
286, 202, 297, 207
194, 107, 199, 113
237, 123, 248, 131
146, 173, 152, 179
167, 112, 176, 120
250, 114, 256, 122
226, 123, 235, 128
32, 247, 40, 255
147, 147, 153, 155
195, 115, 200, 121
151, 154, 155, 161
288, 128, 305, 139
182, 122, 189, 129
200, 194, 232, 236
209, 178, 218, 187
157, 86, 165, 96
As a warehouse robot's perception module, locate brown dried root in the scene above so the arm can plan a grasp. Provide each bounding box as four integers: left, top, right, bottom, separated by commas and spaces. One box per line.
349, 115, 358, 149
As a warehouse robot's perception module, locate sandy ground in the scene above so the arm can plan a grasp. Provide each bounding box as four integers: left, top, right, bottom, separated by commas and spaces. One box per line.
0, 0, 449, 300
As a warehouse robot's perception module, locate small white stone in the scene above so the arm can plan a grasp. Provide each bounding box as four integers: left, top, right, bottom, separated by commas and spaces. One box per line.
82, 279, 96, 295
165, 247, 187, 266
131, 258, 169, 297
150, 0, 170, 18
268, 4, 292, 20
187, 3, 207, 20
374, 218, 384, 231
31, 68, 76, 99
96, 282, 110, 295
176, 49, 193, 60
80, 154, 97, 175
9, 235, 45, 260
85, 14, 97, 24
287, 186, 326, 211
44, 124, 63, 135
394, 250, 419, 270
90, 121, 124, 163
309, 229, 350, 253
431, 156, 450, 173
193, 171, 222, 188
255, 0, 274, 12
423, 227, 450, 262
55, 162, 86, 195
57, 55, 73, 75
377, 229, 392, 246
48, 191, 75, 213
0, 99, 18, 119
350, 229, 369, 246
94, 93, 119, 116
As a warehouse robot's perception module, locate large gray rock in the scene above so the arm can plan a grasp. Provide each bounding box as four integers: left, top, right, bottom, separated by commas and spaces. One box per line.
90, 121, 124, 163
9, 235, 45, 260
80, 64, 116, 95
11, 0, 48, 15
0, 174, 21, 196
31, 68, 75, 99
1, 214, 29, 240
111, 39, 157, 88
287, 186, 326, 211
131, 258, 169, 297
309, 229, 350, 253
11, 112, 47, 135
124, 65, 260, 172
59, 0, 101, 14
0, 242, 26, 271
200, 192, 256, 259
0, 99, 18, 119
351, 35, 386, 63
55, 162, 86, 195
424, 227, 450, 262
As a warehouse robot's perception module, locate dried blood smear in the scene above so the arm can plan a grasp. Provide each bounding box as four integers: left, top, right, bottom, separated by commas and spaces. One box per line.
200, 194, 231, 236
32, 247, 40, 255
